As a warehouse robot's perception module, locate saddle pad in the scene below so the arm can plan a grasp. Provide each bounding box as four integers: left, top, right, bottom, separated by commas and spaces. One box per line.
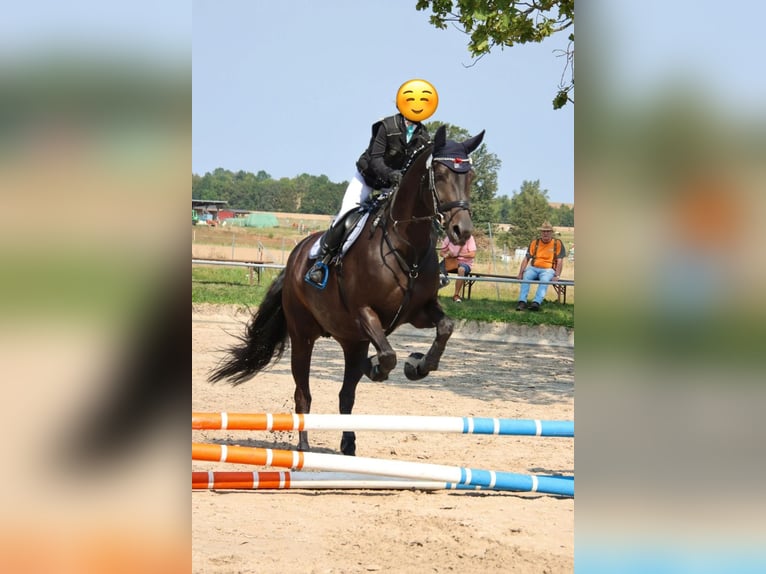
309, 212, 370, 260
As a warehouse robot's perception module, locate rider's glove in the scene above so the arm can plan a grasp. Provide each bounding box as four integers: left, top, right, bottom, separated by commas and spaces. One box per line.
388, 170, 403, 187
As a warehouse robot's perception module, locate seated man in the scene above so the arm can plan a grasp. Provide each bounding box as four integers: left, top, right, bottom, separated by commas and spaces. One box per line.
439, 234, 476, 303
515, 221, 566, 311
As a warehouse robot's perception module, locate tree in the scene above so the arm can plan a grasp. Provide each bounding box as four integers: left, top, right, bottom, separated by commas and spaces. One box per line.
550, 203, 574, 227
416, 0, 574, 109
506, 179, 552, 247
494, 195, 513, 222
425, 121, 501, 230
298, 174, 344, 215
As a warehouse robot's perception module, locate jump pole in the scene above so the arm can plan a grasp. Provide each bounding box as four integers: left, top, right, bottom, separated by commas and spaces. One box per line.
192, 412, 574, 438
192, 471, 480, 491
191, 443, 574, 497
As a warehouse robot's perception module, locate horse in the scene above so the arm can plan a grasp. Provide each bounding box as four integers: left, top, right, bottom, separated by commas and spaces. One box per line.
209, 125, 485, 456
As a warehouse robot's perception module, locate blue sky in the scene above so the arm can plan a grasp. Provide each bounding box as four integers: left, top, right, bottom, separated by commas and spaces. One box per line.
192, 1, 574, 204
6, 1, 764, 208
0, 1, 189, 58
591, 0, 766, 112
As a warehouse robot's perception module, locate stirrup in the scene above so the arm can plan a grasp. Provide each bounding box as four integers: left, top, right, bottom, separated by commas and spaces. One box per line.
304, 261, 329, 289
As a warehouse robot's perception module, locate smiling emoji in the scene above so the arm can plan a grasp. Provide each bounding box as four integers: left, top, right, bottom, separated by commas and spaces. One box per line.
396, 79, 438, 122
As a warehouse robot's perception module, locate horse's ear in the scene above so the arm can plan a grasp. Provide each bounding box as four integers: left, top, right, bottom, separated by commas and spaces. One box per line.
434, 125, 447, 150
463, 130, 485, 154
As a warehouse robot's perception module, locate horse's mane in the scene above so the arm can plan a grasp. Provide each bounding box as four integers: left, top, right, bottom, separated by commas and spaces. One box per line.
401, 141, 433, 177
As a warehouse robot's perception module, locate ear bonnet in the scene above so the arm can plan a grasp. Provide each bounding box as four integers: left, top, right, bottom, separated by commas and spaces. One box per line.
432, 129, 486, 172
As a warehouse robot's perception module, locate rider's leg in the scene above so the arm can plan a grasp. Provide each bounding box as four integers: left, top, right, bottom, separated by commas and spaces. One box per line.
306, 172, 370, 286
337, 171, 370, 218
306, 221, 347, 284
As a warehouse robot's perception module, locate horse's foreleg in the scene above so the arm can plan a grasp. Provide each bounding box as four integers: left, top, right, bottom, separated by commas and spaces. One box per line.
290, 337, 314, 451
357, 307, 397, 382
337, 341, 369, 456
404, 301, 454, 380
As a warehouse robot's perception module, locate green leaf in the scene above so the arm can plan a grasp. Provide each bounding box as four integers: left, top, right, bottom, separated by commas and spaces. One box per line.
553, 90, 569, 110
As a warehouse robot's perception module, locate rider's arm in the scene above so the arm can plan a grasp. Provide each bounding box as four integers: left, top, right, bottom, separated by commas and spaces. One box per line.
367, 124, 398, 183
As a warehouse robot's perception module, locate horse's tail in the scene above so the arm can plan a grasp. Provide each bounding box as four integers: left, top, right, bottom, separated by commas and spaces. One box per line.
208, 270, 288, 385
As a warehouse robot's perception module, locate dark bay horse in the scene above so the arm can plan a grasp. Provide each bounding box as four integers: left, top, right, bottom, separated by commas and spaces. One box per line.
209, 125, 485, 455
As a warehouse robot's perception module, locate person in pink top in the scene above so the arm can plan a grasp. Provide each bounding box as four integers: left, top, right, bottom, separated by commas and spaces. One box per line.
439, 234, 477, 302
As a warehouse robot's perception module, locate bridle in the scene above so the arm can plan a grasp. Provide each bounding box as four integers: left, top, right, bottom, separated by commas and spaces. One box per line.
372, 147, 474, 334
387, 148, 472, 230
426, 155, 472, 230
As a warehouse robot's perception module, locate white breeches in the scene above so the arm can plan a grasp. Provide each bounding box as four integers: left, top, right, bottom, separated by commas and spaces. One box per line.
334, 170, 372, 225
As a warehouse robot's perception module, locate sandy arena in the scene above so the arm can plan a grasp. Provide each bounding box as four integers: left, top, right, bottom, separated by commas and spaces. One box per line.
192, 304, 574, 573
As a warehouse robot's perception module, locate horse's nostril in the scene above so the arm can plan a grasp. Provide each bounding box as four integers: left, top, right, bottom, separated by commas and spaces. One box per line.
451, 227, 472, 244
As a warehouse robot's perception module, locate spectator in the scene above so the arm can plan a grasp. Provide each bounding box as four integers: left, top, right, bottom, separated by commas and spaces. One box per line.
515, 221, 566, 311
440, 234, 476, 303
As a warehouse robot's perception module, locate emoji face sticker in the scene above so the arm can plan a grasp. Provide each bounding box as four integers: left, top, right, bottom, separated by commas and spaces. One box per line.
396, 79, 438, 122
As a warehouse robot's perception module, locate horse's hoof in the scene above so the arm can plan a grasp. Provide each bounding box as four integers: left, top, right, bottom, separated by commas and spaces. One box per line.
340, 436, 356, 456
404, 352, 428, 381
365, 356, 388, 382
371, 365, 389, 382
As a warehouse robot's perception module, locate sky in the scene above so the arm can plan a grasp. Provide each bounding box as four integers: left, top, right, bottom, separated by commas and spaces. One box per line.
0, 1, 189, 58
589, 0, 766, 111
4, 1, 763, 207
192, 1, 575, 204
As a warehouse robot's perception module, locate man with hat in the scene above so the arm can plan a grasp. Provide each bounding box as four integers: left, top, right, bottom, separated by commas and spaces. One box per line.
515, 221, 566, 311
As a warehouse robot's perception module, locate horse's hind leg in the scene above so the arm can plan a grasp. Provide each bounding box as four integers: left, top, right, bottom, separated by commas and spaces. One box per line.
404, 301, 454, 380
290, 336, 314, 451
337, 340, 369, 456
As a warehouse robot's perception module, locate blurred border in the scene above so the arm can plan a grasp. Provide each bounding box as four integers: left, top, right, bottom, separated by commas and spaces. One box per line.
0, 2, 190, 572
576, 1, 766, 571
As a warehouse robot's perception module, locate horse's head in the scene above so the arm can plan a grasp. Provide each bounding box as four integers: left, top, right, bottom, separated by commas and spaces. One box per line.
430, 125, 485, 245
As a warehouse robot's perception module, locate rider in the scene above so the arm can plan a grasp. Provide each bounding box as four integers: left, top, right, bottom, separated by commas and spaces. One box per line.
305, 79, 439, 287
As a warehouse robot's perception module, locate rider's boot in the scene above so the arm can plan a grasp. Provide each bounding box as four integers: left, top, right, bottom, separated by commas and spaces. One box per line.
305, 222, 346, 288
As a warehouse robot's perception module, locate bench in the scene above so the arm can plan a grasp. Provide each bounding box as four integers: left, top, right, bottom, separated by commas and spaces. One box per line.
244, 260, 274, 285
192, 259, 275, 285
449, 272, 575, 304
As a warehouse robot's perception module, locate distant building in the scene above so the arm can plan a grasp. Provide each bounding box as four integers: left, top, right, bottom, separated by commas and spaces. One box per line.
192, 199, 227, 226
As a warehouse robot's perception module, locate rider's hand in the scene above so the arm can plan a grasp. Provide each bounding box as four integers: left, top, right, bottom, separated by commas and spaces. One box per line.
388, 171, 403, 187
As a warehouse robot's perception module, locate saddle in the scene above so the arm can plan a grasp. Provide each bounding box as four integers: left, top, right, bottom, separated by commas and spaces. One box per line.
309, 193, 390, 261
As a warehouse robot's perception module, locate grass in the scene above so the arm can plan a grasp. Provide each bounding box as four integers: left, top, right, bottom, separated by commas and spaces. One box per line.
192, 265, 574, 329
192, 266, 271, 307
441, 296, 573, 328
192, 219, 575, 328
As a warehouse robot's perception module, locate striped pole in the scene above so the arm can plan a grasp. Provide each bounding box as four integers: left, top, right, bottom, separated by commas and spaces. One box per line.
192, 412, 574, 438
192, 443, 574, 497
192, 471, 479, 491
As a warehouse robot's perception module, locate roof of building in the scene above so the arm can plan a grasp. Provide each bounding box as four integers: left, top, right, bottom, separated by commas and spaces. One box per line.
192, 199, 228, 206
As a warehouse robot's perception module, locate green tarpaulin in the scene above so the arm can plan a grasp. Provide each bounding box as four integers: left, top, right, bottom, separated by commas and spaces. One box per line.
227, 213, 279, 228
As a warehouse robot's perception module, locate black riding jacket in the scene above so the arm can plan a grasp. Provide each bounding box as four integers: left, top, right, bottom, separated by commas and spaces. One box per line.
355, 113, 430, 189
